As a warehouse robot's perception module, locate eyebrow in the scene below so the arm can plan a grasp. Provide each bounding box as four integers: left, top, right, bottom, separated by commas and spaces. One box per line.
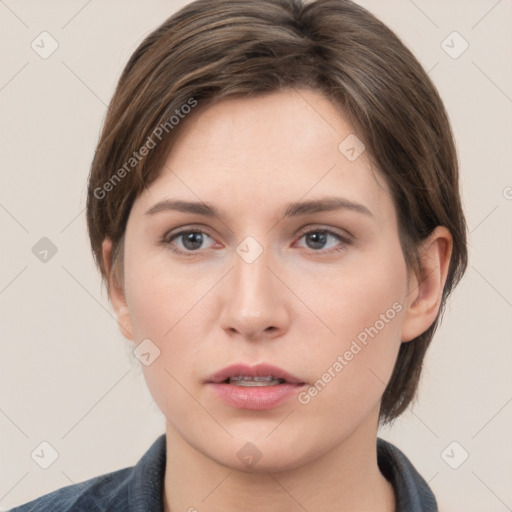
144, 196, 372, 219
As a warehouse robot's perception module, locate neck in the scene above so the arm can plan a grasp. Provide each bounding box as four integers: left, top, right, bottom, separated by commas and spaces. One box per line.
162, 410, 395, 512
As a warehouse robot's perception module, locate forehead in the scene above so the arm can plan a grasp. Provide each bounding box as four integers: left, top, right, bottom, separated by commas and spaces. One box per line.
133, 89, 394, 223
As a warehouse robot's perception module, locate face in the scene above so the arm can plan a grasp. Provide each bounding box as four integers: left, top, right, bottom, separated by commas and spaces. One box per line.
113, 89, 416, 472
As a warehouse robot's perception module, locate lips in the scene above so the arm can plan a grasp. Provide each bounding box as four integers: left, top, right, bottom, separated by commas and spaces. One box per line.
206, 363, 306, 410
206, 363, 305, 385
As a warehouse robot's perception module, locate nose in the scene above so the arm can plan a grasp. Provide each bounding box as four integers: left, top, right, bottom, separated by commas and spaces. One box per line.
218, 246, 290, 342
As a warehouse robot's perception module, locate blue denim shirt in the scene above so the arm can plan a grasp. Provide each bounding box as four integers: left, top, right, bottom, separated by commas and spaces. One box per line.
8, 435, 437, 511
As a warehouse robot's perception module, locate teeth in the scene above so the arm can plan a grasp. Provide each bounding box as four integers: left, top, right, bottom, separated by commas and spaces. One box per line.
228, 375, 284, 386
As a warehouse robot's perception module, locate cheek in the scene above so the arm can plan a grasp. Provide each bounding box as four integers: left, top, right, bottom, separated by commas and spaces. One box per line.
122, 250, 217, 404
314, 244, 407, 343
122, 261, 203, 424
301, 246, 407, 405
123, 245, 210, 340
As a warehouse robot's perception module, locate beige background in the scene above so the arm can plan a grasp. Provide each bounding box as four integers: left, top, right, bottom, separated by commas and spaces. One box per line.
1, 1, 511, 510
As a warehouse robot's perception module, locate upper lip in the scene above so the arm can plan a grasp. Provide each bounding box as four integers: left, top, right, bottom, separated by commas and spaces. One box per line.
206, 363, 305, 385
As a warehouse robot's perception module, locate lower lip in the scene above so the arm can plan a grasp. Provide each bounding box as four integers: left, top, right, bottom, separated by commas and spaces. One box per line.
207, 382, 305, 410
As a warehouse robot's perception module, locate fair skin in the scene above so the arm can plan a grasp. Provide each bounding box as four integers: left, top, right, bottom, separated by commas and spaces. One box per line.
102, 89, 452, 512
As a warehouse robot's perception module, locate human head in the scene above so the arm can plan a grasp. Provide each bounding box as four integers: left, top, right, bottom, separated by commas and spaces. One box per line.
86, 0, 467, 424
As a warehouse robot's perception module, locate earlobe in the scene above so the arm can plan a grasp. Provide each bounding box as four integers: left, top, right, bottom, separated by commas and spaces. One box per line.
101, 238, 135, 341
401, 226, 453, 342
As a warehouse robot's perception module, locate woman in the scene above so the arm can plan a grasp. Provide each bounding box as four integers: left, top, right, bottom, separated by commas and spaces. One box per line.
10, 0, 467, 510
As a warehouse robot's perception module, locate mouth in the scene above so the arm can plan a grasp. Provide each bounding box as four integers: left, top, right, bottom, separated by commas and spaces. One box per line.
206, 363, 306, 386
206, 363, 306, 410
226, 376, 286, 387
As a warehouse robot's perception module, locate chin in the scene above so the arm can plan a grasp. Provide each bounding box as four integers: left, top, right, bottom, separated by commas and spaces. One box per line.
199, 430, 322, 474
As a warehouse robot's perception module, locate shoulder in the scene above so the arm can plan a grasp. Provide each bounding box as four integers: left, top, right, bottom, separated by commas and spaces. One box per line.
8, 434, 167, 512
7, 466, 133, 512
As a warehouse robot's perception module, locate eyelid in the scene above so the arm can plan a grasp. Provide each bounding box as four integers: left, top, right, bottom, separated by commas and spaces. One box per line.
162, 223, 216, 242
294, 224, 353, 243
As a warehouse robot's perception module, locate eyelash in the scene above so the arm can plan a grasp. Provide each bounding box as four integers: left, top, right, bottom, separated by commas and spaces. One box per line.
160, 226, 353, 257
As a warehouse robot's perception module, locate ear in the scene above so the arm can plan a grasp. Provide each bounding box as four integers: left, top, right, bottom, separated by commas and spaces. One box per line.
401, 226, 453, 342
101, 238, 135, 341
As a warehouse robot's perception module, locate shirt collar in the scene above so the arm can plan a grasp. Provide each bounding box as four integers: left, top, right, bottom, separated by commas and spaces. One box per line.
130, 435, 437, 512
377, 438, 438, 511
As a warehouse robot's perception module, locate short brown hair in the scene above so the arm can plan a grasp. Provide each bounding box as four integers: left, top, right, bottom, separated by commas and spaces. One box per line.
86, 0, 468, 422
